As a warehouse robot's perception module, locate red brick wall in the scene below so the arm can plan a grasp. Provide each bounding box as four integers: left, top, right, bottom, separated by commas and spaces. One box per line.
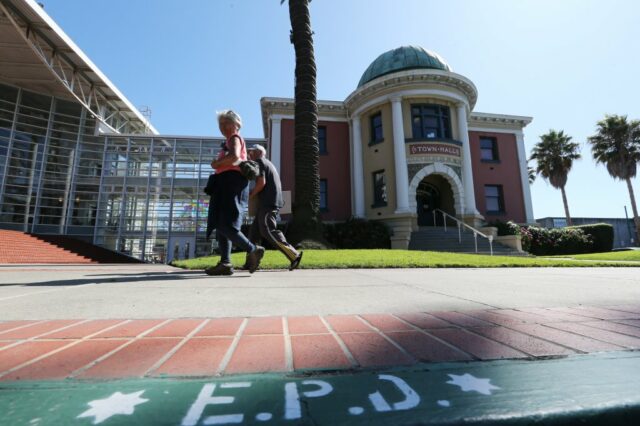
278, 119, 352, 221
469, 131, 526, 223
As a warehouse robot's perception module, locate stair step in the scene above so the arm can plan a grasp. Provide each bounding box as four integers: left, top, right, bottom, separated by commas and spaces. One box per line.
0, 230, 143, 264
409, 229, 525, 256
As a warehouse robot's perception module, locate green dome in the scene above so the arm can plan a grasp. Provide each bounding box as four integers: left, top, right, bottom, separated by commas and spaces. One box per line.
357, 46, 451, 88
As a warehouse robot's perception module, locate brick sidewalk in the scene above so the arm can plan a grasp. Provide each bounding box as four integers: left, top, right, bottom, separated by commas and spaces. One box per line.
1, 304, 640, 382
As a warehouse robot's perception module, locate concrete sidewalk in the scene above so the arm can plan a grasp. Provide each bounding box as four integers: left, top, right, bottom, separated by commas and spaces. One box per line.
1, 264, 639, 319
2, 264, 640, 425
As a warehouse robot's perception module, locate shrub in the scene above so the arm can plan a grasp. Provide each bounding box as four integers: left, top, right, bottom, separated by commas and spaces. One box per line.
323, 217, 391, 249
488, 220, 521, 236
569, 223, 614, 253
520, 225, 593, 255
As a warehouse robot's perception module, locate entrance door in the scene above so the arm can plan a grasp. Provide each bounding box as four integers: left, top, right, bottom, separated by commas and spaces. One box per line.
416, 182, 440, 226
167, 236, 195, 262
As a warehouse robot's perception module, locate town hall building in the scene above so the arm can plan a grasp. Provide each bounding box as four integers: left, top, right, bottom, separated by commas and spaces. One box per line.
262, 46, 533, 248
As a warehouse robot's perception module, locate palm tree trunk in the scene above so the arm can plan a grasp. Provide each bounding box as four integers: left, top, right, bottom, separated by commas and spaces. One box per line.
560, 186, 572, 226
286, 0, 321, 245
626, 177, 640, 244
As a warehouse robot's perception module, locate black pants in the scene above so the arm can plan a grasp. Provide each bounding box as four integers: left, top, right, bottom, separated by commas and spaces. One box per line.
213, 171, 255, 264
249, 207, 299, 262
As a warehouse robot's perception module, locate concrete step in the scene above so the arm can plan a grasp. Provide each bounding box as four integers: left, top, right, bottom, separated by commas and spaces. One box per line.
0, 230, 142, 264
409, 228, 525, 256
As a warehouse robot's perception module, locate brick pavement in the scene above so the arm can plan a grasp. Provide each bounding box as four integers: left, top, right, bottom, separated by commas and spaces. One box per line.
2, 304, 640, 382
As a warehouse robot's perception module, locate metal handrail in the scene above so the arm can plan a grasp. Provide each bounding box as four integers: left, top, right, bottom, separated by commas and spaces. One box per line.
432, 209, 493, 255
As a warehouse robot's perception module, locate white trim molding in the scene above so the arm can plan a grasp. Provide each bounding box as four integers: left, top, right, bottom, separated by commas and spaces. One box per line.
351, 116, 365, 217
515, 131, 535, 223
345, 68, 478, 112
351, 89, 469, 118
270, 118, 282, 174
260, 97, 348, 137
457, 103, 479, 215
468, 112, 532, 134
391, 96, 411, 214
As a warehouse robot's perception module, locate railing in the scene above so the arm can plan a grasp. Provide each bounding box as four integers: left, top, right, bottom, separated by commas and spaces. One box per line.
432, 209, 493, 255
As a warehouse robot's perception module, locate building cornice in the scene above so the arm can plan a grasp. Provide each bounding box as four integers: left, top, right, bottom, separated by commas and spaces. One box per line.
260, 97, 348, 138
469, 112, 532, 131
344, 69, 478, 114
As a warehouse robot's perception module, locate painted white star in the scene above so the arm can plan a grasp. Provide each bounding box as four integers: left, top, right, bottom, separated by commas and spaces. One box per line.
446, 373, 500, 395
77, 390, 149, 424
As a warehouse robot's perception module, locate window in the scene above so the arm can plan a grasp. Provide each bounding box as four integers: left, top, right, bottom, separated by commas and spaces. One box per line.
411, 104, 451, 140
370, 113, 383, 145
320, 179, 328, 211
552, 218, 567, 228
484, 185, 505, 213
372, 170, 387, 207
318, 126, 327, 154
480, 137, 499, 161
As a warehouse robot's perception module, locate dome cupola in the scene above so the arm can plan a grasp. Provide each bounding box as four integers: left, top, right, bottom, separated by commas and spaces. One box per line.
357, 46, 451, 88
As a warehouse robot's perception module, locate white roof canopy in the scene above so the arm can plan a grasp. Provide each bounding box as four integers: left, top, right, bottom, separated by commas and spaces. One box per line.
0, 0, 157, 134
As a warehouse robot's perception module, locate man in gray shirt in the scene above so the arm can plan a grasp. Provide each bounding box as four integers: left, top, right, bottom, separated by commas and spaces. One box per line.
247, 145, 302, 271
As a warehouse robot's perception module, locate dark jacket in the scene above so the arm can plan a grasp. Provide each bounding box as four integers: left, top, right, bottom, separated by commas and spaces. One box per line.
204, 174, 217, 240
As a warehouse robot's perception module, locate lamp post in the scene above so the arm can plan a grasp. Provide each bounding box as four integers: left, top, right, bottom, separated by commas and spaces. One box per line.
624, 205, 635, 246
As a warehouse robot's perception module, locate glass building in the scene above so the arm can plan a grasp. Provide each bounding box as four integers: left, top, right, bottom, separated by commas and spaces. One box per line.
0, 79, 264, 262
0, 82, 265, 263
0, 1, 268, 263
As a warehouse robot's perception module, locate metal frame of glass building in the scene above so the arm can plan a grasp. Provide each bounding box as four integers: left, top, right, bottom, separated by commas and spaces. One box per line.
0, 82, 266, 263
0, 1, 267, 263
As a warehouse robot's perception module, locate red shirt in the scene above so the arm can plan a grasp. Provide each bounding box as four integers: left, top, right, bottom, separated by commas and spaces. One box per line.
215, 133, 247, 174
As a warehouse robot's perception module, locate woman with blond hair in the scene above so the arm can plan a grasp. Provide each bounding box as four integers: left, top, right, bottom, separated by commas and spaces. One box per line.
207, 110, 264, 275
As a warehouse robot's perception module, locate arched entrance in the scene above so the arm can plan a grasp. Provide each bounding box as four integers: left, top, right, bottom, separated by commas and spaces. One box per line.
416, 175, 456, 226
408, 162, 465, 226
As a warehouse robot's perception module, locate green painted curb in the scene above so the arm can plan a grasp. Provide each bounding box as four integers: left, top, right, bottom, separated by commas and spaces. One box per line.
2, 352, 640, 425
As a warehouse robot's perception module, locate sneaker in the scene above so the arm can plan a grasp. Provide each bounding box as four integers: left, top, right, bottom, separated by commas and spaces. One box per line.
205, 262, 234, 276
289, 251, 303, 271
246, 245, 265, 274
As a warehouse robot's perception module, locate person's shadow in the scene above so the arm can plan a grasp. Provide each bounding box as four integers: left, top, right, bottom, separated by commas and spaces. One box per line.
3, 271, 251, 287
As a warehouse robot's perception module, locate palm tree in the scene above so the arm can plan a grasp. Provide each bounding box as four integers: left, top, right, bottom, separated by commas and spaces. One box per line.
588, 115, 640, 242
529, 130, 581, 226
283, 0, 322, 244
527, 162, 536, 185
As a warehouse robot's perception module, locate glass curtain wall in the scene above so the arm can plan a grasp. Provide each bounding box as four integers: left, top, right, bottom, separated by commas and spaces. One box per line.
95, 137, 221, 263
1, 82, 262, 263
95, 135, 216, 263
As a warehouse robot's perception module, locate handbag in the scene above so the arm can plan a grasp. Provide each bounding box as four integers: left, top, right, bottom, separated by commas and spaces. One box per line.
239, 160, 260, 180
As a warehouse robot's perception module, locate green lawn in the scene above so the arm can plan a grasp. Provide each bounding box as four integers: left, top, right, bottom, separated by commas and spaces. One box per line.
172, 249, 640, 270
547, 250, 640, 262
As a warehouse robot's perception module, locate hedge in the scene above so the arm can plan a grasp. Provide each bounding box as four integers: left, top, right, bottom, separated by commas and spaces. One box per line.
569, 223, 614, 253
323, 217, 391, 249
519, 226, 593, 255
488, 220, 612, 255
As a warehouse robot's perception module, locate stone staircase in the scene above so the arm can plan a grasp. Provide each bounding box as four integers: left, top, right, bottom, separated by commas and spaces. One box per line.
0, 230, 143, 264
409, 226, 527, 256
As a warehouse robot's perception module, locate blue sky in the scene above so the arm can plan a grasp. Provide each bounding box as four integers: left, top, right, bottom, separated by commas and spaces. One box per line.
40, 0, 640, 220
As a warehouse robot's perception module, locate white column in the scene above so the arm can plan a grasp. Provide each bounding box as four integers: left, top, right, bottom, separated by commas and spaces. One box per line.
515, 130, 535, 223
391, 97, 410, 213
456, 103, 479, 215
351, 116, 365, 217
270, 118, 282, 173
